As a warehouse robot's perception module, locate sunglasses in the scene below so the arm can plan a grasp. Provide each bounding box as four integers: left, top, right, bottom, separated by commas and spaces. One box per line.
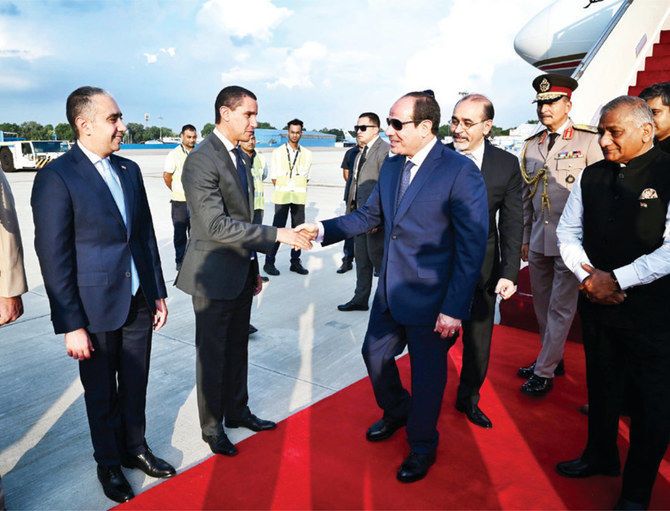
386, 118, 428, 131
354, 125, 377, 132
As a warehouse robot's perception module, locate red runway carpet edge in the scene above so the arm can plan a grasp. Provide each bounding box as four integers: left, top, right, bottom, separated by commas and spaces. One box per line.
116, 325, 670, 510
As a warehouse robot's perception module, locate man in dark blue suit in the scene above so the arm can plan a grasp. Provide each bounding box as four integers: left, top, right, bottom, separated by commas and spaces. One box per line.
298, 91, 488, 482
31, 87, 175, 504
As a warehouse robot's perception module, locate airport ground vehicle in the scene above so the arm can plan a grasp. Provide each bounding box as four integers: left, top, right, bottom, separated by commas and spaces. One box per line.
0, 138, 70, 172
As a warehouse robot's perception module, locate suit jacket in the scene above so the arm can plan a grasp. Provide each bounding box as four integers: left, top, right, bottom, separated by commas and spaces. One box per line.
0, 168, 27, 298
447, 140, 523, 289
175, 133, 277, 300
323, 140, 488, 325
31, 144, 166, 335
522, 119, 602, 256
346, 137, 390, 208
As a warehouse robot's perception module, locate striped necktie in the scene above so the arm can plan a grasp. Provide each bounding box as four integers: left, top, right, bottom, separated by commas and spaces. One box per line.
396, 159, 414, 209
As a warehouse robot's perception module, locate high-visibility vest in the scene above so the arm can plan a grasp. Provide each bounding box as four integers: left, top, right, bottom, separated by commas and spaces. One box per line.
250, 151, 267, 211
270, 144, 312, 205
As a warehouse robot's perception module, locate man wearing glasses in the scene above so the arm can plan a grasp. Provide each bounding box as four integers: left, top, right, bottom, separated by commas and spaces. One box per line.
447, 94, 523, 428
296, 91, 488, 482
337, 112, 389, 312
518, 74, 602, 396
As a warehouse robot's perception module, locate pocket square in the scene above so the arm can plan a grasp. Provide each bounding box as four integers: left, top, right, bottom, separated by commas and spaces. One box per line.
639, 188, 658, 200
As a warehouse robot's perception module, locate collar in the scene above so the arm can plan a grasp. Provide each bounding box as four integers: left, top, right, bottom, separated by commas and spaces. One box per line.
550, 118, 571, 138
77, 140, 111, 166
213, 127, 236, 153
455, 139, 485, 169
407, 136, 438, 168
365, 135, 380, 149
286, 142, 301, 154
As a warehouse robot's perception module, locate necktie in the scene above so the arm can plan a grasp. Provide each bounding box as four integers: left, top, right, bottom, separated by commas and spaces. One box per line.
547, 132, 560, 152
233, 148, 249, 201
357, 146, 368, 174
99, 158, 139, 295
396, 159, 414, 209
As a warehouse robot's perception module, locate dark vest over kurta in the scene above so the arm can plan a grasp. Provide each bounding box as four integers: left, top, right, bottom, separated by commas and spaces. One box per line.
579, 146, 670, 329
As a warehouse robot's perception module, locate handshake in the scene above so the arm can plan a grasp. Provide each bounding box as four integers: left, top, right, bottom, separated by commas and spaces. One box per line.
276, 222, 320, 251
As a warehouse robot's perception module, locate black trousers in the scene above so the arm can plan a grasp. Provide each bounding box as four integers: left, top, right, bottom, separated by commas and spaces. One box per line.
193, 266, 254, 438
362, 304, 457, 454
265, 203, 305, 265
171, 200, 190, 264
351, 230, 383, 305
457, 285, 496, 406
342, 237, 354, 263
580, 316, 670, 506
79, 291, 153, 466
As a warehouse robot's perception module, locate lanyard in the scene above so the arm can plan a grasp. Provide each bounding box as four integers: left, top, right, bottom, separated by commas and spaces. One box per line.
286, 145, 300, 178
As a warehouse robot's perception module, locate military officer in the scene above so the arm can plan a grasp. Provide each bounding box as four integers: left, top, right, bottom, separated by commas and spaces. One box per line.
518, 74, 603, 396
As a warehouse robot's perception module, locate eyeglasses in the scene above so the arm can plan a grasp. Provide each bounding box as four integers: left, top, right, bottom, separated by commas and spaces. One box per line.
386, 118, 428, 131
354, 125, 377, 132
450, 118, 488, 130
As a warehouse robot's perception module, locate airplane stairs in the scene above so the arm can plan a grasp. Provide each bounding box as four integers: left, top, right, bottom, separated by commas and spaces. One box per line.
629, 30, 670, 96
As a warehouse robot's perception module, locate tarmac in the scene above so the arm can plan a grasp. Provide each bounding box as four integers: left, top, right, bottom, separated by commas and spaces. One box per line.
0, 146, 376, 510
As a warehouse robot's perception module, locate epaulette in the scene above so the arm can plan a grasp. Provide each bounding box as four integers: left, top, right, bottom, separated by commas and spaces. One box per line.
573, 124, 598, 134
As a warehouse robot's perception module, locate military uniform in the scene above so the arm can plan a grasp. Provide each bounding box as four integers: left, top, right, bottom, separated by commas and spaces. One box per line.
522, 119, 602, 378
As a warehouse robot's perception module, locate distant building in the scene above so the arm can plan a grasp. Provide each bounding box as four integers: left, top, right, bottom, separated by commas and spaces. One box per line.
254, 128, 336, 148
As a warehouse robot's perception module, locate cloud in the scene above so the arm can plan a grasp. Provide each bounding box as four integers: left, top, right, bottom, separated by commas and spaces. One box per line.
161, 47, 176, 57
266, 41, 327, 89
144, 53, 158, 64
196, 0, 291, 42
220, 66, 273, 82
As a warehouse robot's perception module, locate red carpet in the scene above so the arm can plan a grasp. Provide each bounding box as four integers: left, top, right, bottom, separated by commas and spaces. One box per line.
117, 325, 670, 510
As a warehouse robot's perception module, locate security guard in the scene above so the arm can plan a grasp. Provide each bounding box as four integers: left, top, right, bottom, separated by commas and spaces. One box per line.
263, 118, 313, 276
518, 74, 603, 396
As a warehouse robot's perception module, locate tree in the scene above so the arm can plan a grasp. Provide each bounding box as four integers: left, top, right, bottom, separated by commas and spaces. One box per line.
526, 120, 539, 124
319, 128, 344, 140
54, 123, 74, 141
202, 123, 215, 137
490, 125, 510, 137
257, 121, 275, 129
0, 122, 21, 135
125, 122, 145, 144
438, 124, 451, 139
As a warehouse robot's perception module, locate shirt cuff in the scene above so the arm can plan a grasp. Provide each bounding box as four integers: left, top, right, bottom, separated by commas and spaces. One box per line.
613, 265, 636, 290
316, 222, 325, 243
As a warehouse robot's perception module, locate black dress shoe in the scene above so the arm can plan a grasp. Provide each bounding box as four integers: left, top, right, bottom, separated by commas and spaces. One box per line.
122, 448, 176, 478
290, 261, 309, 275
455, 402, 492, 428
517, 359, 565, 379
366, 416, 407, 442
202, 433, 238, 456
520, 374, 554, 395
263, 263, 280, 276
555, 457, 620, 478
226, 413, 277, 432
337, 300, 369, 312
397, 451, 437, 483
260, 276, 269, 282
249, 324, 258, 335
337, 261, 353, 274
97, 464, 134, 503
613, 496, 647, 510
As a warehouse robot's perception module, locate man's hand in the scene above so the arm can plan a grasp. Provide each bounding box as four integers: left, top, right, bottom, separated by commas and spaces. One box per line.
580, 263, 626, 305
253, 274, 263, 296
277, 227, 313, 251
294, 222, 319, 240
0, 296, 23, 326
495, 278, 516, 300
521, 244, 529, 262
434, 313, 461, 339
65, 328, 94, 360
153, 298, 168, 331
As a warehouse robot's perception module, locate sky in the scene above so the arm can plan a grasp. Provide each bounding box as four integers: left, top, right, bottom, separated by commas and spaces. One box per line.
0, 0, 555, 134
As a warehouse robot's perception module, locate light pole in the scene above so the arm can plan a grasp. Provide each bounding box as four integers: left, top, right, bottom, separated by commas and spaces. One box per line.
158, 116, 163, 142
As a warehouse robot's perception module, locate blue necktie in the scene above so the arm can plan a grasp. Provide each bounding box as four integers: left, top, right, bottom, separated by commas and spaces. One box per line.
396, 159, 414, 209
233, 148, 249, 202
99, 158, 140, 295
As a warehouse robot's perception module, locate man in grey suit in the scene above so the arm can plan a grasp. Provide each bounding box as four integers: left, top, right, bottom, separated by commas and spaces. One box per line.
175, 86, 310, 456
338, 112, 390, 312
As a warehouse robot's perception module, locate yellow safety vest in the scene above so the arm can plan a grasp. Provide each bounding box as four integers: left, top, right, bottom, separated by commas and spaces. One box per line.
270, 144, 312, 205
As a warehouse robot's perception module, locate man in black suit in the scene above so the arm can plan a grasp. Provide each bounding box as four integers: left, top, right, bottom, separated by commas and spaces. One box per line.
175, 86, 310, 456
31, 87, 175, 504
639, 81, 670, 153
447, 94, 523, 429
338, 112, 390, 312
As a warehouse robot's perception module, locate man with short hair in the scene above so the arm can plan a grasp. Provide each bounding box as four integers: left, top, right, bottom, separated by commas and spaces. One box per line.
447, 94, 523, 428
337, 141, 361, 274
297, 90, 488, 483
338, 112, 389, 312
31, 86, 174, 504
175, 86, 309, 457
0, 161, 28, 511
556, 95, 670, 510
639, 81, 670, 153
263, 119, 313, 276
518, 74, 603, 396
163, 124, 197, 270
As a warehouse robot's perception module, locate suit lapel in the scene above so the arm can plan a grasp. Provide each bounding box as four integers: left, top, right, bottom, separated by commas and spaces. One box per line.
70, 145, 127, 232
110, 155, 135, 238
393, 142, 441, 222
210, 135, 253, 220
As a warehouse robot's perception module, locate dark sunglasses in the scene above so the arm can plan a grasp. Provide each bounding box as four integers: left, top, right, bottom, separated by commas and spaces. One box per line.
354, 124, 377, 132
386, 118, 427, 131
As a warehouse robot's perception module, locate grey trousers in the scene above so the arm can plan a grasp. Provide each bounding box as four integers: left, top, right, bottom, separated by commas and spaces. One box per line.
528, 250, 579, 378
